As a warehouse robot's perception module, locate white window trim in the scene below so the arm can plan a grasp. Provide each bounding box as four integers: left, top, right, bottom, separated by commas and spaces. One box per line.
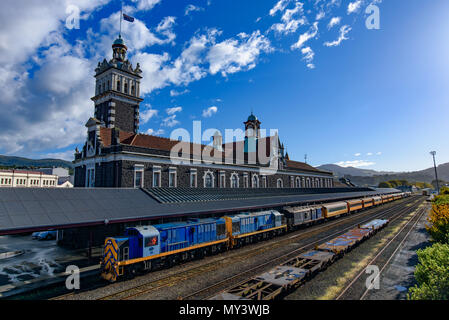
230, 172, 239, 188
219, 170, 226, 188
261, 175, 267, 188
203, 170, 215, 188
169, 167, 177, 188
277, 178, 283, 188
152, 165, 161, 188
190, 169, 197, 188
134, 164, 144, 188
243, 173, 249, 188
251, 174, 259, 188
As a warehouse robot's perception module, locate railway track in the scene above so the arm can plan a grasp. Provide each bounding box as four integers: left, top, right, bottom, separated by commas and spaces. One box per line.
181, 196, 424, 300
335, 201, 429, 300
82, 196, 421, 301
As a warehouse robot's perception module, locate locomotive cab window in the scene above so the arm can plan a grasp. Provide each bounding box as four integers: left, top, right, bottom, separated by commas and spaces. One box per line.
145, 236, 158, 247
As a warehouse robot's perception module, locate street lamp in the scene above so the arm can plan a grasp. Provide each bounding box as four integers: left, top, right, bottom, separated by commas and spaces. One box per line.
430, 151, 440, 195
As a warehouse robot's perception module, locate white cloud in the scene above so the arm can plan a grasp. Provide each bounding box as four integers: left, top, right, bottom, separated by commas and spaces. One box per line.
40, 150, 76, 161
270, 1, 307, 35
170, 89, 190, 96
354, 153, 361, 156
162, 115, 180, 127
146, 128, 165, 135
185, 4, 204, 16
291, 22, 319, 50
324, 25, 351, 47
367, 152, 373, 156
335, 160, 376, 168
269, 0, 291, 16
202, 106, 218, 118
347, 1, 362, 14
328, 17, 341, 29
166, 106, 182, 115
140, 106, 159, 124
316, 11, 325, 20
207, 31, 273, 76
131, 0, 162, 11
377, 152, 382, 155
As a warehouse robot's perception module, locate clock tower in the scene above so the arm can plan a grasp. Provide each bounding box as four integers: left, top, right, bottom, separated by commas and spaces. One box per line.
91, 35, 143, 133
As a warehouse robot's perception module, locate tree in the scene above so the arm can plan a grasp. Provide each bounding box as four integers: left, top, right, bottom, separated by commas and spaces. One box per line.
426, 195, 449, 244
440, 186, 449, 195
378, 181, 392, 188
408, 243, 449, 300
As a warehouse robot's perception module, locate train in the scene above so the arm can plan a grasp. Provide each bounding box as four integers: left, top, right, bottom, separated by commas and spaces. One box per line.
101, 192, 411, 282
212, 218, 390, 300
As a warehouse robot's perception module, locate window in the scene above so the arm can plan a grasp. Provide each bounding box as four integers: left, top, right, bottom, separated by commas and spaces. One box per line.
296, 177, 300, 188
262, 176, 267, 188
169, 168, 177, 188
219, 171, 225, 188
277, 179, 283, 188
117, 80, 121, 92
252, 175, 259, 188
145, 236, 158, 247
231, 174, 239, 188
131, 85, 135, 95
290, 176, 294, 188
243, 174, 249, 188
190, 169, 197, 188
124, 82, 128, 94
135, 171, 143, 188
204, 172, 214, 188
152, 167, 161, 188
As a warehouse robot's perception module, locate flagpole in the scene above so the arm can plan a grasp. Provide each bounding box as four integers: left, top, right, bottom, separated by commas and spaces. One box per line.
120, 1, 123, 36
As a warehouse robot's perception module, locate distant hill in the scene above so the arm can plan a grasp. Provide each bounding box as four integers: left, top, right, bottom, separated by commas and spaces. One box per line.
0, 155, 73, 169
317, 162, 449, 187
317, 164, 395, 177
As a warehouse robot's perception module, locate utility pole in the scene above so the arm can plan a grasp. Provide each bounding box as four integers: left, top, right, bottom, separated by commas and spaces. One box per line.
430, 151, 440, 194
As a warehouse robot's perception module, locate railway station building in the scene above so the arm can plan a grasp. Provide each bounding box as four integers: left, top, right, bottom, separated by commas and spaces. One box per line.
73, 36, 334, 189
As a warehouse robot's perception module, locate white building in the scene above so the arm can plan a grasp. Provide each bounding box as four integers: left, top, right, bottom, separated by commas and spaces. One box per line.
0, 170, 58, 188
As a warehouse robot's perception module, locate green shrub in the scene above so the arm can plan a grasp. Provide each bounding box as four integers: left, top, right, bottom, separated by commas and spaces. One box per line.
408, 243, 449, 300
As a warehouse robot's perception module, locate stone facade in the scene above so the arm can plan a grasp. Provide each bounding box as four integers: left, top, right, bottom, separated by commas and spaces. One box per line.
73, 35, 334, 190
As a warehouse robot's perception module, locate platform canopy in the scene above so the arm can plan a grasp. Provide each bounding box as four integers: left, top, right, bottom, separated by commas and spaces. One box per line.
0, 187, 399, 235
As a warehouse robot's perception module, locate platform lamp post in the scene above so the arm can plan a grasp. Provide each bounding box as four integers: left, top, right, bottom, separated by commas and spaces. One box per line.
430, 151, 440, 195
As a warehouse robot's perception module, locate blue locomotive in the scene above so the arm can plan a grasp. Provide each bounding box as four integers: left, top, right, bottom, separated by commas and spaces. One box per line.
101, 211, 286, 281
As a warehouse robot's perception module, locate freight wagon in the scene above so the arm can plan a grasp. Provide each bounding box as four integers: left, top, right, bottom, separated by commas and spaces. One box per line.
101, 192, 407, 282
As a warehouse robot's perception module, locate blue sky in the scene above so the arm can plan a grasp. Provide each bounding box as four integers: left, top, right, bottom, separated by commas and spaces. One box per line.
0, 0, 447, 172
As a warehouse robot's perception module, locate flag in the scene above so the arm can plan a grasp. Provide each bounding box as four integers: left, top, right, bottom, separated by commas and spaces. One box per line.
123, 13, 135, 23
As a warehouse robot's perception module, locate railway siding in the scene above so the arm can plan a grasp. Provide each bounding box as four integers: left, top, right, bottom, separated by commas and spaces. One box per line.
285, 200, 428, 300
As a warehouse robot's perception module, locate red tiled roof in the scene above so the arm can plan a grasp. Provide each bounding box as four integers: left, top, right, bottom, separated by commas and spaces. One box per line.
98, 128, 329, 174
286, 160, 329, 173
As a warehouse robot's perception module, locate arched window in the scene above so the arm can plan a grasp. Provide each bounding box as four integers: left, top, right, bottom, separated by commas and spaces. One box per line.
296, 177, 300, 188
306, 178, 311, 188
252, 175, 259, 188
231, 174, 238, 188
107, 80, 110, 91
131, 85, 135, 95
124, 82, 128, 94
117, 80, 121, 92
204, 172, 214, 188
277, 179, 283, 188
